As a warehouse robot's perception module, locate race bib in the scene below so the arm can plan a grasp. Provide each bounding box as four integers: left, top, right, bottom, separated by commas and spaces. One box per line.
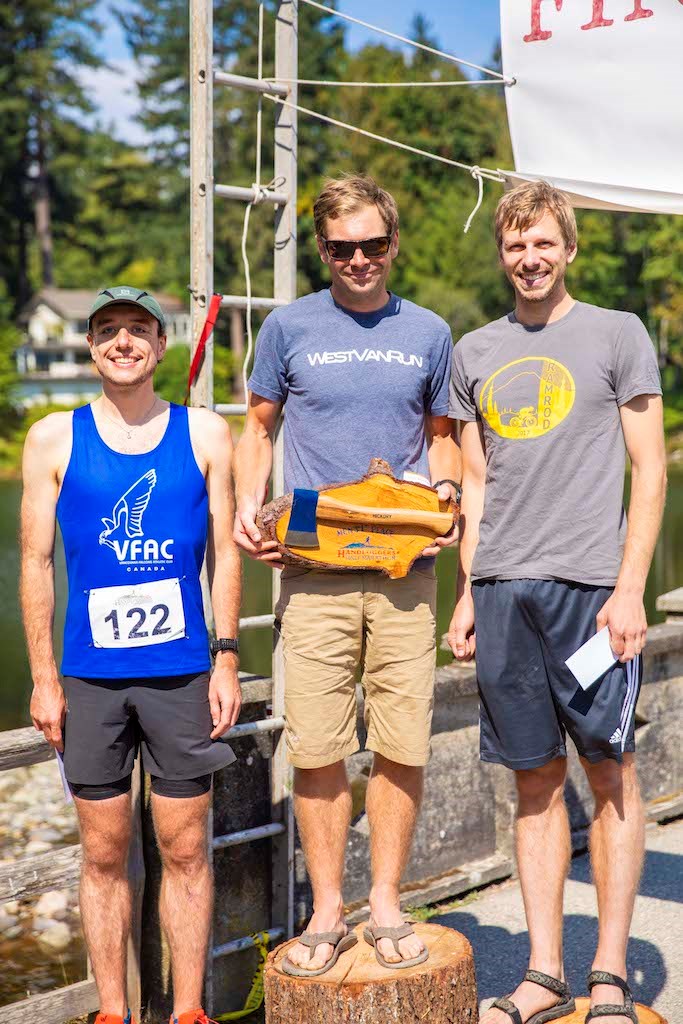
88, 577, 186, 649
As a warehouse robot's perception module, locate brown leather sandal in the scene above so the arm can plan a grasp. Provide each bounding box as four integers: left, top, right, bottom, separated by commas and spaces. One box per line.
281, 928, 358, 977
585, 970, 638, 1022
491, 969, 575, 1024
362, 922, 429, 970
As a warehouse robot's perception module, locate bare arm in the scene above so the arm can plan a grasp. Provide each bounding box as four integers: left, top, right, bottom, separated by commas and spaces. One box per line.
192, 410, 243, 737
447, 420, 487, 660
20, 415, 71, 750
232, 392, 282, 562
596, 394, 667, 661
427, 415, 462, 491
422, 415, 462, 556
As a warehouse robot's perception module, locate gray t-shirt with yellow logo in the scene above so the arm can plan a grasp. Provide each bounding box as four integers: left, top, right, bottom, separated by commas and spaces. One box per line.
449, 301, 662, 586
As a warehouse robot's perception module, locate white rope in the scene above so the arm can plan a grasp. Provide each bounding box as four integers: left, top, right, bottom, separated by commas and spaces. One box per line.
238, 2, 505, 353
464, 167, 484, 234
241, 202, 255, 404
264, 92, 504, 182
264, 94, 503, 229
265, 77, 507, 89
300, 0, 511, 84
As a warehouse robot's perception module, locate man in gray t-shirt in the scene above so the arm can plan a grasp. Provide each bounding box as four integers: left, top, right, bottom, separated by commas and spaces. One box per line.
448, 181, 665, 1024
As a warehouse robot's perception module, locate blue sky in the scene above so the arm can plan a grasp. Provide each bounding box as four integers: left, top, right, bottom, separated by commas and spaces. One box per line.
87, 1, 502, 144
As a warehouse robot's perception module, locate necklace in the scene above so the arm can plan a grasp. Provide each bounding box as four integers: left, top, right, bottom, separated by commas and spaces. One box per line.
99, 397, 159, 439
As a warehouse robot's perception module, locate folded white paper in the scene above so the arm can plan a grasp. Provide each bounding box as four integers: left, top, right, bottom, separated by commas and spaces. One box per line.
55, 750, 73, 804
565, 626, 617, 690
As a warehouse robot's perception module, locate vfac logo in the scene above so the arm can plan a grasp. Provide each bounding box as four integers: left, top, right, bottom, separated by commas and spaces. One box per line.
99, 470, 174, 571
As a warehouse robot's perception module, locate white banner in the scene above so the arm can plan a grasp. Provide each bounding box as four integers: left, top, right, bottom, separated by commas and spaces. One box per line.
500, 1, 683, 214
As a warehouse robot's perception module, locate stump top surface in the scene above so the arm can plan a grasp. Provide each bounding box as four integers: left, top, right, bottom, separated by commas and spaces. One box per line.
267, 922, 472, 986
568, 999, 666, 1023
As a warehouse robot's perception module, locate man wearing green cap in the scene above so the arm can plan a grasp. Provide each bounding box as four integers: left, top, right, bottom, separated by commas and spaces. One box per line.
20, 286, 241, 1024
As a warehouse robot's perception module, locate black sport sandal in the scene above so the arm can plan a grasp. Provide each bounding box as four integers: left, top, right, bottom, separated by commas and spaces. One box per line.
491, 969, 576, 1024
585, 970, 639, 1022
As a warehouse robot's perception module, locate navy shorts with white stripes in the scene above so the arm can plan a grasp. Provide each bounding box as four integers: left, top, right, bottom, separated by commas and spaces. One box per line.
472, 579, 642, 770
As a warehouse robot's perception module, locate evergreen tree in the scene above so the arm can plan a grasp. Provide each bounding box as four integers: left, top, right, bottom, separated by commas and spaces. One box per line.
0, 0, 103, 309
0, 283, 21, 426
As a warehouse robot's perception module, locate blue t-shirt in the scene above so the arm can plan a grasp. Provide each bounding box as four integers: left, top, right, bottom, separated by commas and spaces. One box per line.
248, 289, 452, 492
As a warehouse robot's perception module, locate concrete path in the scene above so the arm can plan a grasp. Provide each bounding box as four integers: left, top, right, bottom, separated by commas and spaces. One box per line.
435, 817, 682, 1021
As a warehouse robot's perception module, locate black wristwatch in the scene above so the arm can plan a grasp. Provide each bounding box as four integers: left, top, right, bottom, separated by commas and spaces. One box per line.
210, 638, 240, 657
434, 479, 463, 504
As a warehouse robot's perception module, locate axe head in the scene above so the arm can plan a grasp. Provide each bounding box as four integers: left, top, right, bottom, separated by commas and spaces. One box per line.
284, 488, 320, 548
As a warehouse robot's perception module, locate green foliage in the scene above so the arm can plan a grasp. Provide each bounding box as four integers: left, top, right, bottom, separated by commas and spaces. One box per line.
0, 0, 104, 306
663, 391, 683, 437
155, 341, 236, 406
0, 285, 20, 428
51, 133, 187, 294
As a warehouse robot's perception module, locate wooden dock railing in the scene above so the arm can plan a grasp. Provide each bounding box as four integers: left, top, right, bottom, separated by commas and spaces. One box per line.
0, 726, 103, 1024
0, 663, 286, 1024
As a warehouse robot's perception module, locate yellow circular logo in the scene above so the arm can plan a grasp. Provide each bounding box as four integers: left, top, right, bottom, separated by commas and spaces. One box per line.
479, 356, 575, 439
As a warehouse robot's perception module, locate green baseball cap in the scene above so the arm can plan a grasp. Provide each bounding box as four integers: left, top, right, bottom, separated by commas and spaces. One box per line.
88, 286, 166, 333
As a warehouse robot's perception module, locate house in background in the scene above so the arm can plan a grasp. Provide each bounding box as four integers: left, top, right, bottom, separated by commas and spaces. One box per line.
16, 287, 191, 407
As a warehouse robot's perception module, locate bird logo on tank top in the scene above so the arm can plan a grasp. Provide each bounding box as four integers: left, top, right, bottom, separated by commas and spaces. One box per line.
98, 469, 175, 571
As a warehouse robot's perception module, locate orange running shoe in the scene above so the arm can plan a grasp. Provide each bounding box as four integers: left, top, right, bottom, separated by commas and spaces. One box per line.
171, 1011, 218, 1024
94, 1012, 135, 1024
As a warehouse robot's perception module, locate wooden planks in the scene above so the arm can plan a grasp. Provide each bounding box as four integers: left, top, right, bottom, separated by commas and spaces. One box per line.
0, 979, 98, 1024
0, 727, 53, 772
0, 843, 81, 903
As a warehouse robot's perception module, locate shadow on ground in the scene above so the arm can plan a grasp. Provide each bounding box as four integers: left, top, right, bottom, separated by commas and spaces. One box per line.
569, 847, 683, 905
434, 910, 666, 1008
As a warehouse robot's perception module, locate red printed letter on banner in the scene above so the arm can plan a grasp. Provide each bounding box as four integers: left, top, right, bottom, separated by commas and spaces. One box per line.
625, 0, 653, 20
582, 1, 614, 30
524, 0, 564, 42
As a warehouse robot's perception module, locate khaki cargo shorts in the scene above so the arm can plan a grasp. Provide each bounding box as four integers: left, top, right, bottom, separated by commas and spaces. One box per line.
275, 566, 437, 769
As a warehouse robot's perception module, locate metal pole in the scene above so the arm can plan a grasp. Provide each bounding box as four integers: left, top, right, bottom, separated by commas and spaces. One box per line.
214, 70, 289, 96
271, 0, 298, 941
190, 0, 216, 1012
214, 183, 289, 204
190, 0, 214, 410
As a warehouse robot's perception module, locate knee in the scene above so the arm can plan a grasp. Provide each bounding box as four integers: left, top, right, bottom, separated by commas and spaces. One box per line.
371, 754, 424, 793
585, 757, 640, 808
516, 758, 567, 811
294, 760, 348, 798
158, 829, 208, 875
81, 831, 130, 878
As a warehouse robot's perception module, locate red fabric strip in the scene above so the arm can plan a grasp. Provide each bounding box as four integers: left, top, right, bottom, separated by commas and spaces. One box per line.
184, 292, 223, 405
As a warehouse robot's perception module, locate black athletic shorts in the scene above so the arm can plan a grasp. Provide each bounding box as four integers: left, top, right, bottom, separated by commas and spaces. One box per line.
62, 672, 236, 793
472, 579, 642, 770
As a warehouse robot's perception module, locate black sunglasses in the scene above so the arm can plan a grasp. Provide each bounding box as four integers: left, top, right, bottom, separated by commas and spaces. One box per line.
322, 236, 392, 260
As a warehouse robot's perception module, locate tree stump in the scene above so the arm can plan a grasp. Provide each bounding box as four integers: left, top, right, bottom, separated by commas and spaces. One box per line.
264, 922, 477, 1024
569, 999, 667, 1023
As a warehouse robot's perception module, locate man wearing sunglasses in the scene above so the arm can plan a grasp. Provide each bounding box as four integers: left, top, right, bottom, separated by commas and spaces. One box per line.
234, 174, 460, 973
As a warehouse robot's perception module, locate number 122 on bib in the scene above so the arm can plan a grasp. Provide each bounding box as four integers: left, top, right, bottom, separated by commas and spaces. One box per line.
88, 577, 186, 649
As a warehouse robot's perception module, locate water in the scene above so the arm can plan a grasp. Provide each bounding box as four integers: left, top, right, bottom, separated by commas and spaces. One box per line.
1, 470, 682, 730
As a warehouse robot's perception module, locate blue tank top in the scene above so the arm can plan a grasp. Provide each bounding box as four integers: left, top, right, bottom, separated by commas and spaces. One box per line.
57, 403, 210, 678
